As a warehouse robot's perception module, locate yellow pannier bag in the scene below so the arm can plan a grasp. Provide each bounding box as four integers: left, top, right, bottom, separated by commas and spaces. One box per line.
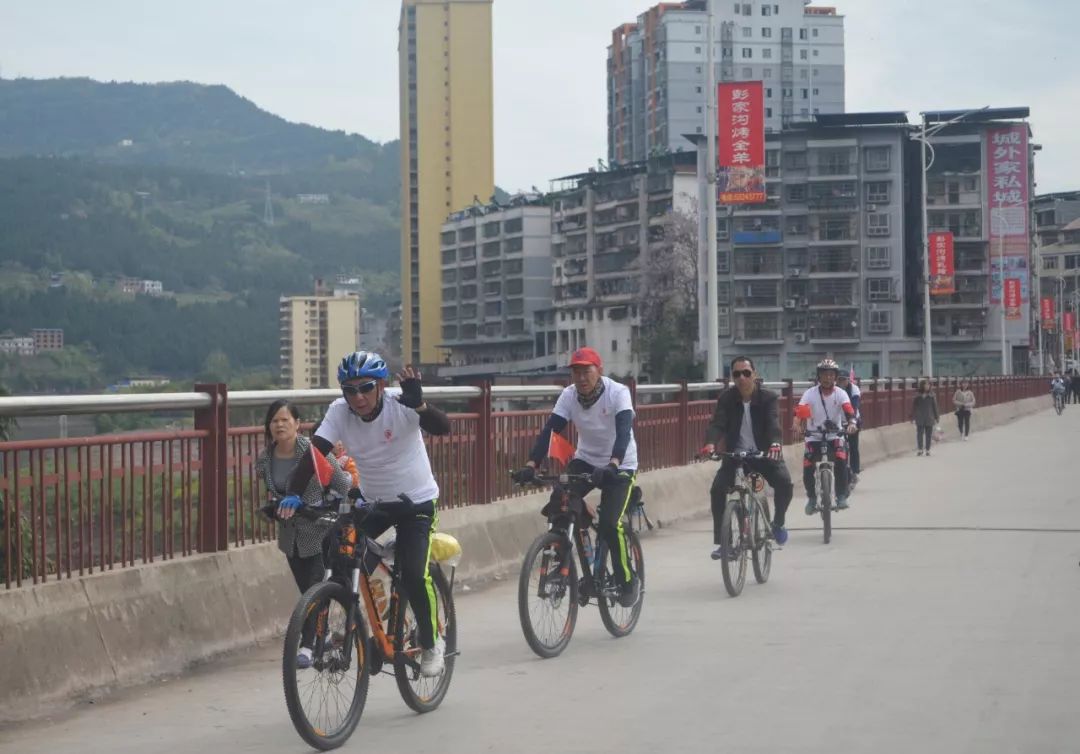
430, 532, 462, 567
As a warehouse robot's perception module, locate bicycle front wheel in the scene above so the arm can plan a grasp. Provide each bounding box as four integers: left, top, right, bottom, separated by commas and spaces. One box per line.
282, 580, 370, 751
720, 498, 748, 597
518, 531, 578, 658
751, 498, 772, 584
819, 467, 833, 545
598, 529, 645, 637
393, 562, 457, 713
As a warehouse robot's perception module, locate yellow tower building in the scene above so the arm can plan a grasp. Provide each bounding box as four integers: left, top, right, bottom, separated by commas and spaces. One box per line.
399, 0, 495, 365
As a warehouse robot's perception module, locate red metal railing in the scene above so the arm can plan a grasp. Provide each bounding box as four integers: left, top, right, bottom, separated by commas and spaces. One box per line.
0, 376, 1048, 588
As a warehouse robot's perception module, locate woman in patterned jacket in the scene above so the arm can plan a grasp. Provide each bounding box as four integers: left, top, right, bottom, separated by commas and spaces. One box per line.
256, 400, 352, 613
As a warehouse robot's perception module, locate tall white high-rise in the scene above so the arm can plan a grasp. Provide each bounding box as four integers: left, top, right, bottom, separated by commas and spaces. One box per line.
608, 0, 845, 164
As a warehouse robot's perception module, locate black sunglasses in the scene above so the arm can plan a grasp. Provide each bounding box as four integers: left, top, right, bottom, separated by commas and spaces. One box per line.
732, 369, 754, 379
342, 381, 378, 396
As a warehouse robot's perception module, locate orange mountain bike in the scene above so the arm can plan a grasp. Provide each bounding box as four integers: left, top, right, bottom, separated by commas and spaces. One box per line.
265, 493, 459, 750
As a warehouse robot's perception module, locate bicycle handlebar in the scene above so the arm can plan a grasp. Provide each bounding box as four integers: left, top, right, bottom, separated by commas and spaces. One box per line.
707, 451, 767, 462
262, 491, 417, 522
510, 470, 593, 487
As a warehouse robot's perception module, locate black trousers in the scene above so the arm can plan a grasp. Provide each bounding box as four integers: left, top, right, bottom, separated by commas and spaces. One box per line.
562, 458, 637, 585
709, 457, 794, 542
955, 409, 971, 437
847, 431, 861, 474
287, 546, 327, 649
803, 439, 849, 500
916, 424, 934, 451
357, 500, 439, 650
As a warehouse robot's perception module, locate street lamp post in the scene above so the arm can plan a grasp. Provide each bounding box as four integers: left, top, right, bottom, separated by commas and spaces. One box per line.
914, 107, 991, 378
704, 0, 720, 381
996, 200, 1009, 375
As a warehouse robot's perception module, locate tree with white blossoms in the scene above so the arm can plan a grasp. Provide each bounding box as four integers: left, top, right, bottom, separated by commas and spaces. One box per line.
638, 204, 704, 381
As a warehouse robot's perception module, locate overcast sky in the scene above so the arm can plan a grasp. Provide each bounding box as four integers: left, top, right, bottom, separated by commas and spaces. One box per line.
1, 0, 1076, 193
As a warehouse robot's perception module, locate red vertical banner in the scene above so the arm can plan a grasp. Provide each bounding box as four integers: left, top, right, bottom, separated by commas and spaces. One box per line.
717, 82, 765, 205
1041, 297, 1055, 329
929, 231, 955, 296
1065, 311, 1076, 334
1004, 279, 1022, 320
987, 124, 1031, 306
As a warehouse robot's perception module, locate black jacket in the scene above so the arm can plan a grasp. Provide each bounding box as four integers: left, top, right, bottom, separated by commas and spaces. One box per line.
705, 386, 782, 451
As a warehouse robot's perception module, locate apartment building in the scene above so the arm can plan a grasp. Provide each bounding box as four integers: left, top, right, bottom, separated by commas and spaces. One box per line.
31, 329, 64, 352
279, 289, 361, 389
540, 153, 700, 376
608, 0, 844, 164
398, 0, 495, 366
438, 195, 555, 377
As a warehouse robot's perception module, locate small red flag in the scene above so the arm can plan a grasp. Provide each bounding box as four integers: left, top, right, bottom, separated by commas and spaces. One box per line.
548, 432, 575, 465
312, 446, 334, 487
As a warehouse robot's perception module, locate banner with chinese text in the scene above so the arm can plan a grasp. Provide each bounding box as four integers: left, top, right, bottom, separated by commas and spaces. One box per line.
987, 124, 1030, 306
717, 82, 765, 205
1041, 297, 1055, 329
1065, 311, 1076, 334
929, 231, 955, 296
1004, 279, 1022, 320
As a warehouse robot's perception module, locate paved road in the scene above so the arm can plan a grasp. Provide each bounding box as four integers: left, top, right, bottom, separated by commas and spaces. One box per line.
3, 407, 1079, 754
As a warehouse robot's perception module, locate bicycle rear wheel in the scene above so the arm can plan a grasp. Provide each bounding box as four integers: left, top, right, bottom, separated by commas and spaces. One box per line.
517, 531, 578, 658
393, 562, 457, 713
720, 498, 748, 597
282, 581, 369, 751
598, 529, 645, 637
819, 467, 833, 545
751, 498, 772, 584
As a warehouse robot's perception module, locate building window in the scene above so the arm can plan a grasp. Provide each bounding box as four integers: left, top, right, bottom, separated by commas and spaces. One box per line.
611, 339, 619, 353
800, 28, 808, 40
813, 87, 820, 95
734, 2, 740, 13
813, 49, 819, 56
765, 107, 773, 118
813, 67, 820, 76
867, 278, 893, 302
1043, 257, 1059, 270
766, 87, 773, 98
800, 69, 808, 79
696, 65, 703, 74
801, 88, 808, 98
742, 47, 753, 58
742, 2, 751, 14
866, 246, 891, 269
813, 27, 820, 37
785, 151, 808, 169
695, 25, 702, 34
866, 181, 890, 204
762, 27, 772, 37
800, 108, 809, 116
695, 46, 702, 54
742, 26, 752, 37
800, 49, 808, 60
787, 183, 807, 201
696, 86, 703, 93
503, 217, 523, 234
865, 146, 892, 172
867, 213, 891, 237
743, 67, 753, 77
762, 4, 772, 15
869, 310, 892, 334
763, 48, 772, 59
763, 68, 772, 78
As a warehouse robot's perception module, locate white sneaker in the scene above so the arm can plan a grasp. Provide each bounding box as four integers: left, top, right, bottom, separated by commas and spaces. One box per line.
420, 637, 445, 677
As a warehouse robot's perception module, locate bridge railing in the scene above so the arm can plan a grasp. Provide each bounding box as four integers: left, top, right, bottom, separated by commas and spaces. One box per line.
0, 376, 1045, 588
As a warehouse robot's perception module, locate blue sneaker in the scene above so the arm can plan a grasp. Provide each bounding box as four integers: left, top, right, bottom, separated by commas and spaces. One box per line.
772, 524, 788, 545
296, 648, 313, 669
835, 496, 850, 510
804, 498, 817, 516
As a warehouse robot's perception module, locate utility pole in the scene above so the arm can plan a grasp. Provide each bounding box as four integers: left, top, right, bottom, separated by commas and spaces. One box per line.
704, 0, 720, 381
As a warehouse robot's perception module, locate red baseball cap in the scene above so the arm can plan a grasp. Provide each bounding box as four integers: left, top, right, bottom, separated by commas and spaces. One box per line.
569, 347, 603, 368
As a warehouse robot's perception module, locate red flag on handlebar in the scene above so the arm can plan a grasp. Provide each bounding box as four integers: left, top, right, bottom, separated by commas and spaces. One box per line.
548, 432, 575, 465
312, 445, 334, 487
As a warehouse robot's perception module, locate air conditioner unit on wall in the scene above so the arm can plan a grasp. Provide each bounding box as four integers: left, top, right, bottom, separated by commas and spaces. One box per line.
794, 333, 808, 343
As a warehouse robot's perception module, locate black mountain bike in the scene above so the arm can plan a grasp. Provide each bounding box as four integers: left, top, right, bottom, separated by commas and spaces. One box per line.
513, 471, 645, 659
710, 452, 775, 597
264, 492, 458, 750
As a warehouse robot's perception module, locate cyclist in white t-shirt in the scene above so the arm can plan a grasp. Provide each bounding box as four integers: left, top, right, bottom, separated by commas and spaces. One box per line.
794, 358, 857, 514
514, 347, 641, 608
286, 351, 452, 677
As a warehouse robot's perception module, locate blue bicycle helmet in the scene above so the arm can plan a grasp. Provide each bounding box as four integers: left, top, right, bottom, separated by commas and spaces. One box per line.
337, 351, 389, 383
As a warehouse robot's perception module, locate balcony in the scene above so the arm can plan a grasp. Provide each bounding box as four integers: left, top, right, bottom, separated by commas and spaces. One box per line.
809, 219, 858, 245
931, 323, 986, 341
732, 230, 783, 245
808, 290, 858, 308
734, 295, 782, 311
931, 291, 988, 308
808, 249, 859, 276
734, 314, 783, 343
733, 253, 784, 278
808, 196, 859, 213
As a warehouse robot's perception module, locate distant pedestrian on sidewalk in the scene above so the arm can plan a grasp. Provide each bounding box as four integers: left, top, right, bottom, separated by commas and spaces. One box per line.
911, 380, 940, 457
952, 379, 975, 441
